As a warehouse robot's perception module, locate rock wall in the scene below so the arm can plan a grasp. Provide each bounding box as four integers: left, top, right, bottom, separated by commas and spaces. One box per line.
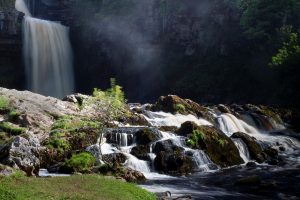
0, 2, 24, 90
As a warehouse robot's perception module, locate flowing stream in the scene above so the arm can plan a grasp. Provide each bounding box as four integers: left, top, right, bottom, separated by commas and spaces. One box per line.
15, 0, 74, 98
90, 105, 300, 199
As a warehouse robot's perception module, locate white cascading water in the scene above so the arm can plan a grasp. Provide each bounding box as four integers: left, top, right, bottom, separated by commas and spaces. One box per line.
143, 110, 212, 127
15, 0, 74, 98
232, 138, 250, 163
217, 113, 300, 157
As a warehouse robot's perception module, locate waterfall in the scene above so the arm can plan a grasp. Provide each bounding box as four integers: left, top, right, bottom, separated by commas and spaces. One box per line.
217, 113, 259, 137
143, 110, 212, 127
15, 0, 74, 98
232, 138, 250, 163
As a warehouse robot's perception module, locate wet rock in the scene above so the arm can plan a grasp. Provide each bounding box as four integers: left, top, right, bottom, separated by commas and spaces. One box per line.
217, 104, 231, 113
246, 161, 257, 168
125, 113, 150, 126
102, 153, 127, 165
130, 145, 151, 161
231, 132, 266, 163
152, 95, 213, 122
235, 175, 261, 186
154, 151, 194, 175
121, 168, 146, 182
176, 121, 198, 136
158, 126, 178, 132
187, 126, 243, 167
153, 140, 184, 155
156, 191, 171, 200
136, 128, 159, 145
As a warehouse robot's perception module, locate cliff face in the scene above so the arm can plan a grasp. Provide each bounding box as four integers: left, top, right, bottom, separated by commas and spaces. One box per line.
0, 2, 24, 90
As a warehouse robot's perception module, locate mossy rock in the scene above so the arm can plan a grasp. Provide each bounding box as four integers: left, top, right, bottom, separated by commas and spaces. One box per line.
135, 128, 159, 145
185, 125, 243, 167
130, 145, 151, 161
152, 95, 213, 122
176, 121, 198, 136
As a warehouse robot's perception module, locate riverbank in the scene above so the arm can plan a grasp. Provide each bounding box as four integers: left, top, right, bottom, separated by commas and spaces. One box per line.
0, 174, 156, 200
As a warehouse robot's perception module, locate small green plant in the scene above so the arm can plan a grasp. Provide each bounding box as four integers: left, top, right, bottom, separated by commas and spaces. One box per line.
8, 110, 20, 121
0, 122, 27, 135
91, 78, 127, 121
64, 152, 96, 172
175, 104, 186, 113
186, 129, 206, 148
0, 95, 9, 110
217, 139, 225, 147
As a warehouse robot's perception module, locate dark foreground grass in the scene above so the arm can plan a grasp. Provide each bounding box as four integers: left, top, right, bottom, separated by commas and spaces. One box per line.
0, 175, 156, 200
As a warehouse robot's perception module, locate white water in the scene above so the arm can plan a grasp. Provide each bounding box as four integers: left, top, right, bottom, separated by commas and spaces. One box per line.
143, 110, 212, 127
217, 113, 259, 137
15, 0, 74, 98
217, 113, 300, 156
232, 138, 250, 163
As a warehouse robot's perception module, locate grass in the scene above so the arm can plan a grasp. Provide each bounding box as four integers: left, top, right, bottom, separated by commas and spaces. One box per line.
0, 175, 156, 200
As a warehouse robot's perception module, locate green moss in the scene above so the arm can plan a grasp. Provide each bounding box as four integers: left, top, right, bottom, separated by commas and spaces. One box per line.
65, 152, 96, 172
0, 122, 27, 135
217, 139, 225, 147
8, 110, 20, 122
52, 116, 99, 133
186, 129, 206, 148
0, 95, 9, 110
175, 103, 186, 113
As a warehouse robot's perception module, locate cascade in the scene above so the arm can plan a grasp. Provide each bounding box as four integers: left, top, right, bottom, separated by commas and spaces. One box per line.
15, 0, 74, 98
232, 138, 250, 163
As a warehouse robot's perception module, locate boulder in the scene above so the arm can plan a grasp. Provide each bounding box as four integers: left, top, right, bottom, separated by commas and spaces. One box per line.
217, 104, 231, 114
185, 125, 244, 167
153, 139, 184, 155
102, 153, 127, 165
121, 169, 146, 182
1, 133, 41, 176
154, 151, 194, 175
152, 95, 213, 122
176, 121, 198, 137
231, 132, 265, 163
136, 128, 159, 145
130, 145, 151, 161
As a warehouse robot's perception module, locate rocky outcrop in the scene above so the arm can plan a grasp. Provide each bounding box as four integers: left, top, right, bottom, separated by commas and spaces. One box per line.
0, 5, 24, 90
153, 139, 193, 175
136, 128, 159, 145
231, 132, 279, 164
130, 145, 151, 161
182, 123, 243, 167
152, 95, 212, 121
0, 133, 41, 176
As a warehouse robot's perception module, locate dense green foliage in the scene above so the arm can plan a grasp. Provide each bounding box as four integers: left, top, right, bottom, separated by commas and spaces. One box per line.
0, 175, 156, 200
64, 152, 96, 172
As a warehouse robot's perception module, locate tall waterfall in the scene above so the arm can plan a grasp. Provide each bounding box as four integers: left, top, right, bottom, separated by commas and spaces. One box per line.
15, 0, 74, 98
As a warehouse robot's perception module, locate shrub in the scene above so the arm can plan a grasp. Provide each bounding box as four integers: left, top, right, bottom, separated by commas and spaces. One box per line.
89, 78, 127, 122
64, 152, 96, 172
